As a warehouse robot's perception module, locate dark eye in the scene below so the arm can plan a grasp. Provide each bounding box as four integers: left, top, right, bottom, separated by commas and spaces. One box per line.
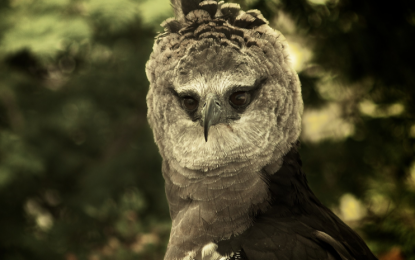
229, 91, 250, 107
182, 96, 198, 111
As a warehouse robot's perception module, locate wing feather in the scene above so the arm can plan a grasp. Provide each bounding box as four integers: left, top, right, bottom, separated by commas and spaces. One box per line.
217, 145, 377, 260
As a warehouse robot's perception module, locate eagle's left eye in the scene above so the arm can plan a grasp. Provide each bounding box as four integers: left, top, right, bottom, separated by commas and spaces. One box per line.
182, 96, 198, 111
230, 91, 250, 107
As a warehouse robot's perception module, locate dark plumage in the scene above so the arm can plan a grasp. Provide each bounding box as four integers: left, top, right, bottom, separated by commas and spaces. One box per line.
146, 0, 378, 259
217, 143, 376, 260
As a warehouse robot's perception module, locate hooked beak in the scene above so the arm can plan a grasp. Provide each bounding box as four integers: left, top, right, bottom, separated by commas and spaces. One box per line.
202, 94, 222, 142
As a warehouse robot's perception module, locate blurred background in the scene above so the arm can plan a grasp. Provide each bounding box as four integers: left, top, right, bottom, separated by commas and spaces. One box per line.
0, 0, 414, 259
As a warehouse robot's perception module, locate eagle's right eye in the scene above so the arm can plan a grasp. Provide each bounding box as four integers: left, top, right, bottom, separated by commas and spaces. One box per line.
182, 97, 198, 111
229, 91, 250, 107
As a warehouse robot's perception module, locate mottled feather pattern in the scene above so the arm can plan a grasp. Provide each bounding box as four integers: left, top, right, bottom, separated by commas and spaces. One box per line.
146, 1, 376, 260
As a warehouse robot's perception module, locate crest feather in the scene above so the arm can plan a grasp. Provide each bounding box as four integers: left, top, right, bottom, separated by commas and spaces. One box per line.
199, 1, 218, 18
161, 17, 182, 33
170, 0, 203, 22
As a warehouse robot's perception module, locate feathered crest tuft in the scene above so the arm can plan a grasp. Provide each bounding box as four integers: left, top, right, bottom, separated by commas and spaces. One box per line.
167, 0, 268, 29
170, 0, 204, 22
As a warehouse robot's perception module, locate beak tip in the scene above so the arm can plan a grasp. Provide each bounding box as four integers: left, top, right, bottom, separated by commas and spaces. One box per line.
204, 130, 208, 142
203, 94, 221, 144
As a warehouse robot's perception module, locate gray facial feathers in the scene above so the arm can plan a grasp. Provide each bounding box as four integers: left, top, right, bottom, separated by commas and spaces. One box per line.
146, 1, 303, 259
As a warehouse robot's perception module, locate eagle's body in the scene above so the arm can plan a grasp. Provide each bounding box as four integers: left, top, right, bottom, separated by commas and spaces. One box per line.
146, 1, 377, 259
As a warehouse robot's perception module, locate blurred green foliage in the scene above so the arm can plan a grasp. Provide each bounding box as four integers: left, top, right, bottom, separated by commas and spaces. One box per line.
0, 0, 171, 259
0, 0, 414, 259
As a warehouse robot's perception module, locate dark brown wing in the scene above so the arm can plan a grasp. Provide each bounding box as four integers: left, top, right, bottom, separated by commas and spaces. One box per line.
218, 144, 377, 260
